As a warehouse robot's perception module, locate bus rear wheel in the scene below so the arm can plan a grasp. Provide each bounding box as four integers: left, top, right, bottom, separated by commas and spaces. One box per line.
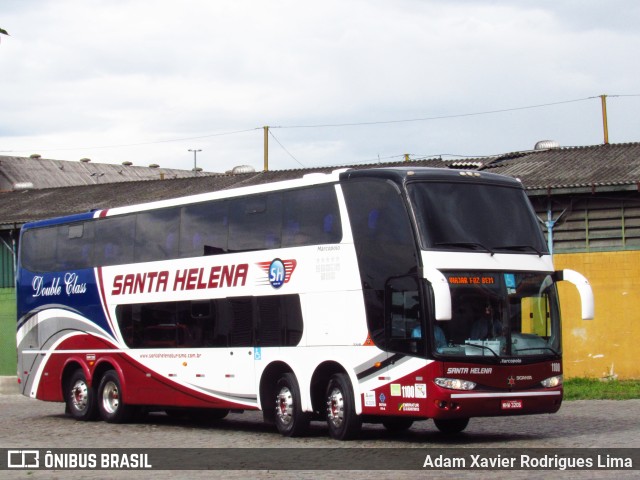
325, 373, 362, 440
66, 369, 97, 421
97, 370, 133, 423
433, 417, 469, 434
274, 373, 310, 437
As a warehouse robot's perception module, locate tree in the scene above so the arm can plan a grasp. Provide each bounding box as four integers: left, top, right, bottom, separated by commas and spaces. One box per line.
0, 28, 8, 43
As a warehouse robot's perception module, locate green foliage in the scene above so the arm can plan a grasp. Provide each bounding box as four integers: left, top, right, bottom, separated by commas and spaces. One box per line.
564, 378, 640, 400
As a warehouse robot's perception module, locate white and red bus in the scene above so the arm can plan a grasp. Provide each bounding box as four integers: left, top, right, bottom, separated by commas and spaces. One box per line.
16, 167, 593, 440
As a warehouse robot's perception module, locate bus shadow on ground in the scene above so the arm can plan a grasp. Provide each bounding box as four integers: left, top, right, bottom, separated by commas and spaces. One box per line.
50, 404, 640, 446
92, 410, 544, 445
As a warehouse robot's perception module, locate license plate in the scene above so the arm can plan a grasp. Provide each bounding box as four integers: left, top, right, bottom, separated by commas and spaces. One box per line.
501, 399, 523, 410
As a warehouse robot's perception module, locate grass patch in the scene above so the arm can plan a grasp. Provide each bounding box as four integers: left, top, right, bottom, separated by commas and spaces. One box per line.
564, 378, 640, 400
0, 288, 17, 375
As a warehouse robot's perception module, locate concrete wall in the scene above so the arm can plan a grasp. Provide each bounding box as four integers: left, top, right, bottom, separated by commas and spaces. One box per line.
555, 251, 640, 379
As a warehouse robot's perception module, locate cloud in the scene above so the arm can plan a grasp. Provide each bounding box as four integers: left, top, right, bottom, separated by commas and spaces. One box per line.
1, 0, 639, 172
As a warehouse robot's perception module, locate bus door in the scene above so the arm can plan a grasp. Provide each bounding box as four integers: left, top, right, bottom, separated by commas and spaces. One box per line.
216, 297, 256, 401
385, 275, 426, 357
381, 275, 432, 410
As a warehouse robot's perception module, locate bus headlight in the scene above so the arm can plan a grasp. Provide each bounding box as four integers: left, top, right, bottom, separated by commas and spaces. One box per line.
541, 375, 563, 388
434, 377, 477, 391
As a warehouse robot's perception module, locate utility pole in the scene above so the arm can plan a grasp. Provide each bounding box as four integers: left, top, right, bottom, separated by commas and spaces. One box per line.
263, 126, 269, 171
188, 149, 202, 176
600, 94, 609, 145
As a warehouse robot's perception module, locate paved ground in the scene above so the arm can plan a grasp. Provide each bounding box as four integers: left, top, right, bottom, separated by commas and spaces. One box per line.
0, 376, 16, 395
1, 394, 639, 479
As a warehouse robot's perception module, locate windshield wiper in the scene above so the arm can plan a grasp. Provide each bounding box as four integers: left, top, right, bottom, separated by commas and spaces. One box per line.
452, 343, 500, 357
435, 242, 495, 256
514, 346, 559, 355
493, 244, 544, 257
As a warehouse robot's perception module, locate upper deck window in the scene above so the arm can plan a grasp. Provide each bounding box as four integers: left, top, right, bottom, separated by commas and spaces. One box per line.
408, 181, 548, 255
20, 183, 342, 272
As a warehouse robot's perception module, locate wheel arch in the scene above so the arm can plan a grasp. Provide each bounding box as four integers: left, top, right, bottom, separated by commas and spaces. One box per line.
61, 358, 90, 395
310, 360, 360, 416
91, 358, 126, 397
258, 360, 296, 422
259, 359, 362, 420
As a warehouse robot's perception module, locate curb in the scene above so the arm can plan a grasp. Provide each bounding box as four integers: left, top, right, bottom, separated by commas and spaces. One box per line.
0, 376, 19, 395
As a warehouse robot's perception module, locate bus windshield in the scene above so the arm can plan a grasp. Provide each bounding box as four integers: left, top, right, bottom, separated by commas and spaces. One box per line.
408, 181, 548, 255
433, 271, 561, 358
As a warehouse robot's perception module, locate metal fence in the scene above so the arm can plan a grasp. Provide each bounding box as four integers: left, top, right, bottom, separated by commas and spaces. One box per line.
0, 233, 16, 288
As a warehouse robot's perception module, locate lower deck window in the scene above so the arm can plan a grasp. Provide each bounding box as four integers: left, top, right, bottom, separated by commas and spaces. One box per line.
116, 295, 303, 348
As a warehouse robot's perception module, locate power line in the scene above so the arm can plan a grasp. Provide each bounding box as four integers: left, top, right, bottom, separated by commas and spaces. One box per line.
271, 96, 598, 129
268, 130, 305, 168
0, 127, 261, 154
2, 94, 638, 155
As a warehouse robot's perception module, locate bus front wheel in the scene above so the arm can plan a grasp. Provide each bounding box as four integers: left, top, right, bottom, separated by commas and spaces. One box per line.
433, 417, 469, 434
97, 370, 133, 423
325, 373, 362, 440
66, 369, 97, 421
274, 373, 310, 437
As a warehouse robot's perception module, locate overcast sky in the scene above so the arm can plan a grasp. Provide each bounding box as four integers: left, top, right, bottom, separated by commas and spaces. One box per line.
1, 0, 639, 173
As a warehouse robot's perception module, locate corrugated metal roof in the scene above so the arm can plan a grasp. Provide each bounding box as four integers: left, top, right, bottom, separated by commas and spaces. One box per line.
479, 142, 640, 190
2, 142, 640, 228
0, 155, 212, 191
0, 159, 449, 226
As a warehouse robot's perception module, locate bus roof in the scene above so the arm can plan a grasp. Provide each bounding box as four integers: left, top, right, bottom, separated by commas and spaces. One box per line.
339, 166, 523, 188
21, 167, 522, 230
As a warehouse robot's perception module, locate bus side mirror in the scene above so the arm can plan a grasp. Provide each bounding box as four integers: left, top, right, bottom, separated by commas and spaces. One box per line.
555, 269, 594, 320
423, 266, 452, 321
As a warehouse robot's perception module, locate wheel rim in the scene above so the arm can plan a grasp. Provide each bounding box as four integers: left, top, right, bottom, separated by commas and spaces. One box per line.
275, 386, 294, 426
71, 380, 89, 412
101, 381, 120, 415
326, 387, 344, 428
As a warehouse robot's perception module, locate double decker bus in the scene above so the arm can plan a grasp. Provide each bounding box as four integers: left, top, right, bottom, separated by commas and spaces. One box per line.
16, 167, 593, 440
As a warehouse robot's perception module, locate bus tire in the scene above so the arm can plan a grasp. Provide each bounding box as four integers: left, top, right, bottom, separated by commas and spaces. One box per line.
274, 373, 310, 437
382, 417, 414, 432
433, 417, 469, 434
325, 373, 362, 440
97, 370, 133, 424
66, 369, 97, 421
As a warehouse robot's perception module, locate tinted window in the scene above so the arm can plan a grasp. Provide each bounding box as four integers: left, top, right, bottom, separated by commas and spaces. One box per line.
256, 295, 303, 346
21, 227, 58, 272
385, 276, 425, 356
20, 184, 343, 272
343, 179, 418, 291
56, 222, 94, 270
94, 215, 135, 266
228, 194, 283, 251
134, 208, 180, 263
180, 201, 229, 257
116, 295, 303, 348
227, 297, 254, 346
408, 182, 548, 254
342, 178, 420, 351
282, 185, 342, 246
